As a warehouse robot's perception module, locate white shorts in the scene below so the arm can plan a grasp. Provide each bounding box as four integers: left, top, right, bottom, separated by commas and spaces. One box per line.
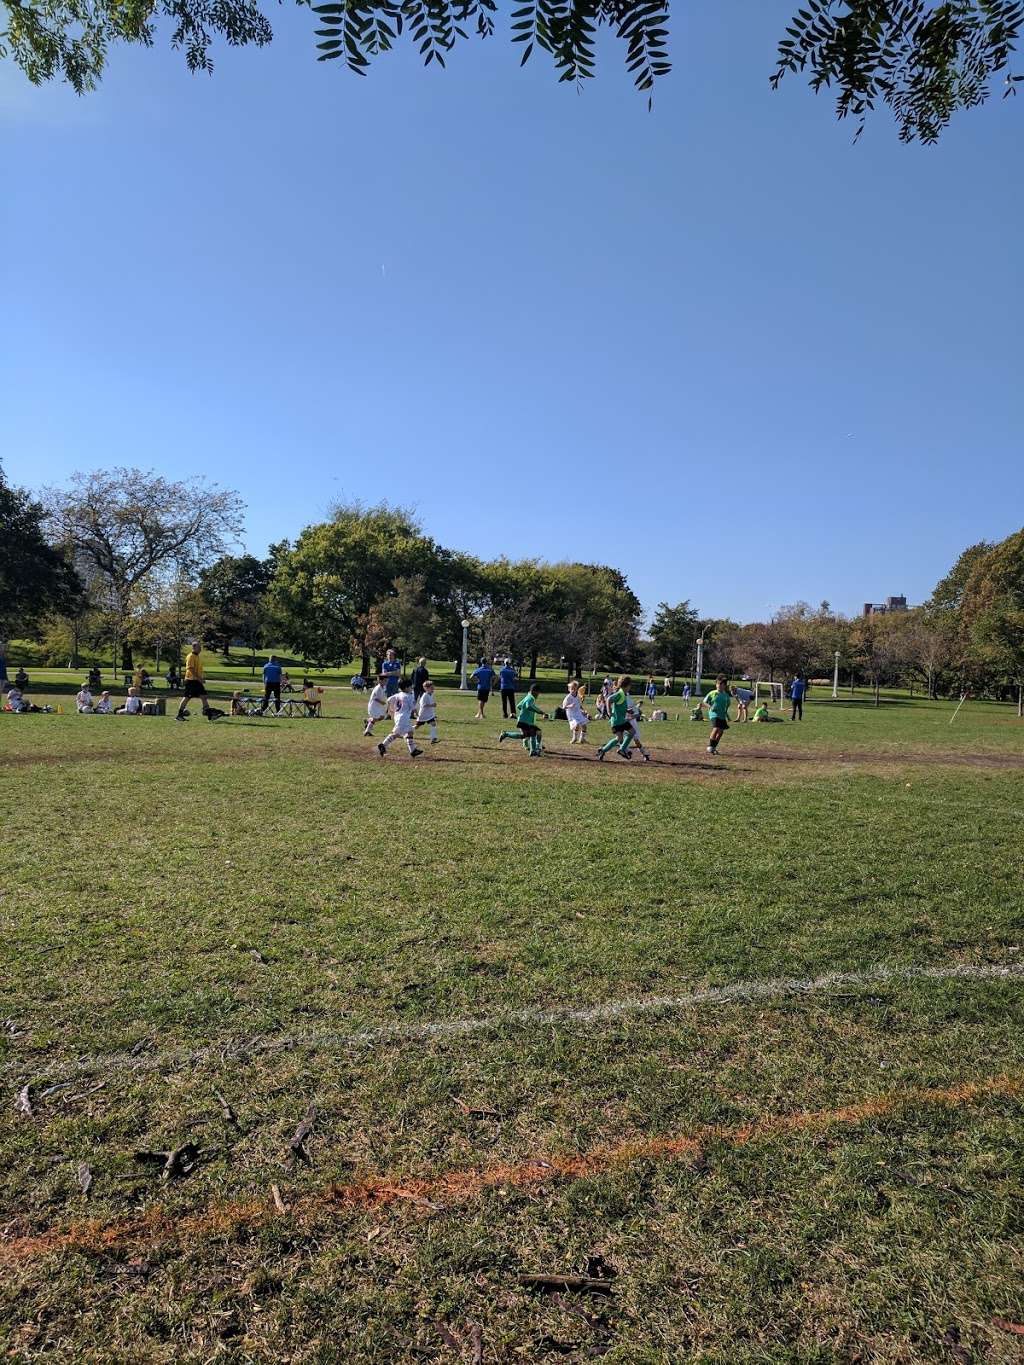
568, 716, 586, 730
368, 703, 387, 719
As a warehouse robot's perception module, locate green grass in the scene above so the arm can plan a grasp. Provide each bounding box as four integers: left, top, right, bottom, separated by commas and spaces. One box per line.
2, 692, 1023, 1361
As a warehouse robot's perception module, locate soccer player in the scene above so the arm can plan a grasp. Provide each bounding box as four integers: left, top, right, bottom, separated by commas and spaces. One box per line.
498, 682, 547, 756
377, 679, 423, 758
703, 676, 732, 756
414, 679, 440, 744
498, 659, 518, 718
595, 675, 635, 761
175, 643, 216, 721
364, 674, 389, 737
626, 695, 652, 761
562, 679, 589, 744
471, 659, 495, 719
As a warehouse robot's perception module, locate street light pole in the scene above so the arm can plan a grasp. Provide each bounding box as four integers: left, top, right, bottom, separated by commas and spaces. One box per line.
694, 637, 704, 701
832, 650, 840, 700
459, 619, 471, 691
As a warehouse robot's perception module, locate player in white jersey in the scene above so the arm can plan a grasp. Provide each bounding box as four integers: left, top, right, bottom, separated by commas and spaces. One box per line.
626, 696, 651, 761
413, 679, 440, 744
364, 675, 389, 736
562, 679, 589, 744
377, 681, 423, 758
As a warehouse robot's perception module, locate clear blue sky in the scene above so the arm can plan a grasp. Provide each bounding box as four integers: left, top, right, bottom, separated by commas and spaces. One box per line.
3, 2, 1022, 624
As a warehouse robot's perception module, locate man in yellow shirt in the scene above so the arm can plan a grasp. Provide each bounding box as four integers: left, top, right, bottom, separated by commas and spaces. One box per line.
175, 642, 222, 721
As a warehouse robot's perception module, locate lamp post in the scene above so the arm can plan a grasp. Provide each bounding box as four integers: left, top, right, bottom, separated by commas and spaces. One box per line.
832, 649, 840, 700
459, 619, 471, 691
694, 636, 705, 701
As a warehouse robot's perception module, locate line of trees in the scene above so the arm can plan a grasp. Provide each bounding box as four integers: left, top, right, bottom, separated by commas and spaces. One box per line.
2, 460, 1021, 710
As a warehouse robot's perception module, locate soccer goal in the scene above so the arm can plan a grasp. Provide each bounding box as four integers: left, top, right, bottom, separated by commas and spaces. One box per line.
754, 680, 785, 710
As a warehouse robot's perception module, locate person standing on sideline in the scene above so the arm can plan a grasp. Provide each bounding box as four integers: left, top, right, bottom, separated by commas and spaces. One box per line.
261, 654, 283, 714
596, 676, 635, 761
381, 648, 402, 698
413, 679, 440, 744
377, 679, 423, 758
471, 658, 495, 719
682, 682, 692, 702
411, 657, 430, 700
789, 674, 806, 720
703, 676, 732, 756
498, 682, 548, 756
562, 679, 589, 744
176, 643, 215, 721
646, 677, 658, 705
498, 659, 518, 718
364, 675, 389, 737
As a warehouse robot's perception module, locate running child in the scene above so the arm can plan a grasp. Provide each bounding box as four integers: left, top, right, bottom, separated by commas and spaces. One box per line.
498, 682, 547, 756
596, 675, 635, 761
562, 679, 589, 744
364, 674, 389, 737
626, 695, 652, 761
413, 679, 440, 744
377, 680, 423, 758
704, 676, 732, 756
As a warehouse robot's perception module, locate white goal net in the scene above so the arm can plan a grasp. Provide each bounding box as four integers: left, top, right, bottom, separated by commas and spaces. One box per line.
754, 681, 785, 710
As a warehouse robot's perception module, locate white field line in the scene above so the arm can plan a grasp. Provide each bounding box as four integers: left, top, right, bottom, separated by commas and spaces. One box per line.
7, 960, 1024, 1089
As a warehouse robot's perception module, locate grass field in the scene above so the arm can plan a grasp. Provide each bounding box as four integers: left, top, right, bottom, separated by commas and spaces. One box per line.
2, 688, 1023, 1362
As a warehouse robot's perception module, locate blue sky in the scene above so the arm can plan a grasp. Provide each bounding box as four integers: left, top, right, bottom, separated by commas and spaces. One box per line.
3, 2, 1022, 625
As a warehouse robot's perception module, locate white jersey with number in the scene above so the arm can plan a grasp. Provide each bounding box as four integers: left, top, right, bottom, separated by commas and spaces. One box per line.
388, 689, 416, 735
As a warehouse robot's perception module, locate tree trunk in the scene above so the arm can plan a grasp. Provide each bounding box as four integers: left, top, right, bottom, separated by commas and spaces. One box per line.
874, 677, 880, 707
1018, 683, 1023, 718
360, 653, 370, 679
928, 666, 935, 700
529, 650, 538, 681
122, 641, 134, 672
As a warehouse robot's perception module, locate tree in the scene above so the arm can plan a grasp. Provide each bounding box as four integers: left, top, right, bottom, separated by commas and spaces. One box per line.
4, 0, 1020, 142
198, 553, 275, 666
366, 574, 444, 664
269, 503, 440, 674
972, 596, 1024, 717
649, 600, 700, 682
43, 468, 243, 676
0, 467, 82, 643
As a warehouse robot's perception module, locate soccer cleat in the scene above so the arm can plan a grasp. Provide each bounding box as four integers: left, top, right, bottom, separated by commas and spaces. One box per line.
410, 748, 424, 757
431, 738, 440, 745
377, 743, 386, 757
641, 752, 651, 761
595, 749, 606, 760
619, 748, 632, 759
175, 714, 188, 722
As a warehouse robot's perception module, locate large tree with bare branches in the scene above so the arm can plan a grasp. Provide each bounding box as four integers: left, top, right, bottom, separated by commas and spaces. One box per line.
43, 468, 243, 675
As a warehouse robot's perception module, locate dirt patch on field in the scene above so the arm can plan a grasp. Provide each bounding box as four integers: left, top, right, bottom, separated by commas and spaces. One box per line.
1, 1074, 1018, 1266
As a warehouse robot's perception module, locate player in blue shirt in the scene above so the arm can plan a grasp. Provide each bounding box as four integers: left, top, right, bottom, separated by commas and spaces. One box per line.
381, 649, 402, 697
471, 660, 496, 719
498, 660, 518, 718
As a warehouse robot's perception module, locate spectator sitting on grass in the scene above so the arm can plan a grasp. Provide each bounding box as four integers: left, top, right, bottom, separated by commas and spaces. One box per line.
95, 691, 113, 713
117, 688, 143, 715
14, 667, 29, 688
752, 702, 782, 723
76, 684, 94, 713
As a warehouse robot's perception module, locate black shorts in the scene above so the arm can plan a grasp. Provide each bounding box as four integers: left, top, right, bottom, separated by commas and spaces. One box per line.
477, 688, 490, 703
711, 716, 729, 730
517, 722, 539, 738
612, 721, 632, 735
184, 680, 207, 699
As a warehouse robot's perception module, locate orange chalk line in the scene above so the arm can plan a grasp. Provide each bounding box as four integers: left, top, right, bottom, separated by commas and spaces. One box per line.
3, 1074, 1020, 1266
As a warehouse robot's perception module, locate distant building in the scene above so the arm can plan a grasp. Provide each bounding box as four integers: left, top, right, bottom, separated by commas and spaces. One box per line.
862, 595, 909, 617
